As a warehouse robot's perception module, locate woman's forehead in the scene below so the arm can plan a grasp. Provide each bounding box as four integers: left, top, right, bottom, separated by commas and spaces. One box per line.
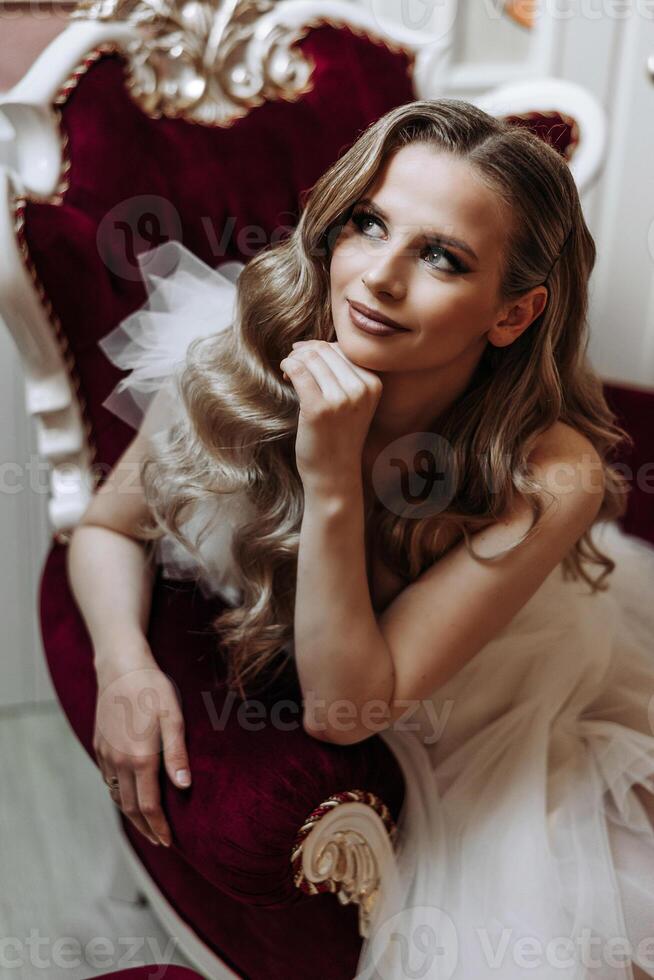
363, 145, 509, 262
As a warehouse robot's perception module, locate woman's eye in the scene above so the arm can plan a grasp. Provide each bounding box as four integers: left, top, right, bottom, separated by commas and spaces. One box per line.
350, 209, 465, 274
424, 244, 465, 274
351, 210, 384, 238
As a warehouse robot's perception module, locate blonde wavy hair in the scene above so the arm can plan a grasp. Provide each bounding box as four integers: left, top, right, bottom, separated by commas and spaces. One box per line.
139, 98, 632, 698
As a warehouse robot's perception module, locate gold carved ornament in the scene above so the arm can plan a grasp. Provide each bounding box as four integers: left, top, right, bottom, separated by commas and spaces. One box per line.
68, 0, 416, 127
291, 789, 398, 939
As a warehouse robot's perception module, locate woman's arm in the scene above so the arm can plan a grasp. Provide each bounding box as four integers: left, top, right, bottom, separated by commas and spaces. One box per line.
67, 524, 157, 673
66, 427, 158, 674
65, 428, 193, 848
281, 341, 603, 746
297, 437, 605, 747
295, 475, 396, 743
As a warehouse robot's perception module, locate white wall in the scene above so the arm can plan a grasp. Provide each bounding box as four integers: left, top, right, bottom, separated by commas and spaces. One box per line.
0, 321, 55, 706
0, 10, 68, 707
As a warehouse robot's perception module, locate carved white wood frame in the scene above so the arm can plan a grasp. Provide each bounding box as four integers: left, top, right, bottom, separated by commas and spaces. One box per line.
473, 76, 606, 193
0, 26, 137, 541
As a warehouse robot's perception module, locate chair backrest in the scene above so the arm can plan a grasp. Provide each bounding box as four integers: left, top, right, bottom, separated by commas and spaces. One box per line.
473, 76, 606, 191
0, 1, 608, 538
24, 29, 417, 470
0, 6, 419, 535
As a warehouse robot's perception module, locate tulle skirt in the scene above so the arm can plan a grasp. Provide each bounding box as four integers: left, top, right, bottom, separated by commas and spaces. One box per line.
354, 519, 654, 980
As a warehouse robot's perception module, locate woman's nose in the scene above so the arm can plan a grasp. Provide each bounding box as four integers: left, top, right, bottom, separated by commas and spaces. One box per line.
361, 256, 407, 301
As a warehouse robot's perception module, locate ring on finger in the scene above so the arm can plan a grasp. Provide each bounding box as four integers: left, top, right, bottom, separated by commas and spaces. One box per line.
104, 774, 120, 792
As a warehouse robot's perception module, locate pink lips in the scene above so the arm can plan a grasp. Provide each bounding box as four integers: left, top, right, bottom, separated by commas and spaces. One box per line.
347, 301, 408, 337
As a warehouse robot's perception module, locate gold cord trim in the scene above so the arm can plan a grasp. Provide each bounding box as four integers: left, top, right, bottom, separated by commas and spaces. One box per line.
291, 788, 398, 937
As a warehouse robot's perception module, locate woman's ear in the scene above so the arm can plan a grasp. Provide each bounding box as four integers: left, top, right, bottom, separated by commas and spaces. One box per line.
488, 285, 548, 348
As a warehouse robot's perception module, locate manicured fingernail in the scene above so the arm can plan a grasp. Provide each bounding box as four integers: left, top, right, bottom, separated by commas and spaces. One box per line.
176, 769, 191, 785
160, 837, 171, 848
149, 835, 159, 846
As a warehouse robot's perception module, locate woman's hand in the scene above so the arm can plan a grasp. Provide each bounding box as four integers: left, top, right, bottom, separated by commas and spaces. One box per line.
93, 645, 192, 848
280, 340, 383, 494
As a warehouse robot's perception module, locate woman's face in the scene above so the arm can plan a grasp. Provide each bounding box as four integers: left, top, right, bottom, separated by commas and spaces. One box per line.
329, 143, 514, 373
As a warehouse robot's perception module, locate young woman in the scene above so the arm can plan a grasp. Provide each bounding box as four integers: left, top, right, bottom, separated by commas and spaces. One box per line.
68, 99, 654, 978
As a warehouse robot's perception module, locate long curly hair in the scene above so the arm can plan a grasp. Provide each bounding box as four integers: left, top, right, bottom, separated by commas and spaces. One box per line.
139, 98, 632, 698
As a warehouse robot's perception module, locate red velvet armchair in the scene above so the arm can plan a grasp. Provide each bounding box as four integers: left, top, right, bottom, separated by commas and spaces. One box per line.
1, 2, 651, 978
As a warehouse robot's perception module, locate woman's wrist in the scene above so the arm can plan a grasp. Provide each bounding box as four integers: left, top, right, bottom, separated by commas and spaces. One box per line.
93, 631, 157, 680
301, 468, 364, 510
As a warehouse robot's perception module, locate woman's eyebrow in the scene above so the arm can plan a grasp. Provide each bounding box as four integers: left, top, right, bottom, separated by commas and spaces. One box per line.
356, 197, 479, 262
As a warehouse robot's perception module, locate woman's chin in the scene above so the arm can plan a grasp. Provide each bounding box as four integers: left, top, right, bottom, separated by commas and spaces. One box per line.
335, 332, 393, 371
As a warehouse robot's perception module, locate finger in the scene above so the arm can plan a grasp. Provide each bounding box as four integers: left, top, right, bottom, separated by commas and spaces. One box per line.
102, 769, 118, 790
280, 355, 325, 402
134, 765, 172, 847
160, 712, 192, 790
101, 764, 121, 796
303, 344, 367, 399
103, 768, 121, 800
116, 767, 161, 846
284, 350, 346, 402
294, 341, 380, 388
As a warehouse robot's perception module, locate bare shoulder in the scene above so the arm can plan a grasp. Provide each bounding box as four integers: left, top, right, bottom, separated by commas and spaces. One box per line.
418, 423, 603, 563
530, 420, 600, 464
527, 420, 605, 499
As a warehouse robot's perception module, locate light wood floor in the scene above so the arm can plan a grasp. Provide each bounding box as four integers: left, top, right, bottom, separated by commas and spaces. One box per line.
0, 702, 197, 979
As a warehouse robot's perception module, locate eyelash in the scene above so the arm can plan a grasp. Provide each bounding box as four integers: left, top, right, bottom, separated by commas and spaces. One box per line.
349, 208, 467, 274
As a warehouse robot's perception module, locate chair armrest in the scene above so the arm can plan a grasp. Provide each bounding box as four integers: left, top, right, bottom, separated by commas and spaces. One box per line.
157, 650, 406, 924
40, 541, 405, 932
141, 568, 407, 918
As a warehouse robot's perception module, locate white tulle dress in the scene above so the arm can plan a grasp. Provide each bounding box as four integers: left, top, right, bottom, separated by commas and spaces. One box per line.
100, 240, 654, 980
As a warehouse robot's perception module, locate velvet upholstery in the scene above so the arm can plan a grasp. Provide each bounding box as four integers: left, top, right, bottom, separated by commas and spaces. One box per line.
26, 21, 653, 980
603, 383, 654, 547
503, 110, 578, 160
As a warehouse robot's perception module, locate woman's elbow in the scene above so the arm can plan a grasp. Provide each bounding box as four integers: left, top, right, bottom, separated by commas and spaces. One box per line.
301, 706, 383, 746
